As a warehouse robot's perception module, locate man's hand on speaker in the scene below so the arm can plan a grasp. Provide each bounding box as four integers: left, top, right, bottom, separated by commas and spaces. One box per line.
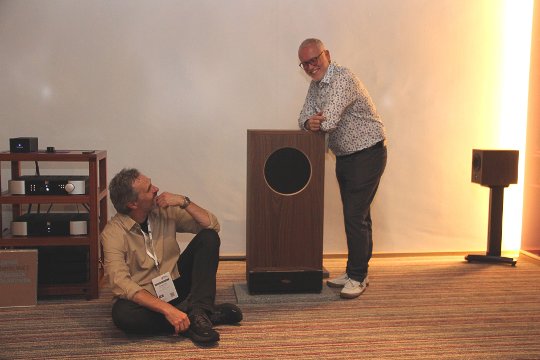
305, 111, 325, 132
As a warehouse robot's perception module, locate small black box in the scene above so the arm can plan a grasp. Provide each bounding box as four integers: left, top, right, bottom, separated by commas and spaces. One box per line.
471, 149, 519, 187
247, 269, 323, 294
36, 246, 89, 284
10, 137, 38, 153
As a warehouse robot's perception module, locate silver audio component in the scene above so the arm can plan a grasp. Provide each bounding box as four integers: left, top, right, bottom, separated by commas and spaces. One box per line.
8, 176, 89, 195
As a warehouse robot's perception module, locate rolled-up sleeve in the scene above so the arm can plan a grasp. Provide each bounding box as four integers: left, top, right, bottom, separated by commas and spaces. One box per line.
173, 207, 220, 234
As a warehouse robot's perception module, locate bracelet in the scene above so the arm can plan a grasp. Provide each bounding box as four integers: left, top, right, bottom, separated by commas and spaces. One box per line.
180, 196, 191, 209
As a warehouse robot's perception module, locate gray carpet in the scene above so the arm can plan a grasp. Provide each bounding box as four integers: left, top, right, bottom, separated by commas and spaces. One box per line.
233, 282, 339, 304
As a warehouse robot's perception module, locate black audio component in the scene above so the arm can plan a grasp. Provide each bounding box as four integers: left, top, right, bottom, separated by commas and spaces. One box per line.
9, 137, 38, 153
11, 213, 89, 236
36, 246, 89, 284
247, 269, 323, 294
8, 175, 89, 195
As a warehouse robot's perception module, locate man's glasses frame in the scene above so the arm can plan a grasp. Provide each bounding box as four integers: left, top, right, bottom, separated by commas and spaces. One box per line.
299, 51, 325, 69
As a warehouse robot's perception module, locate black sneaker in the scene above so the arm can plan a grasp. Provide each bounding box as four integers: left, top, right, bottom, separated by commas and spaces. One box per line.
187, 310, 220, 344
209, 303, 243, 325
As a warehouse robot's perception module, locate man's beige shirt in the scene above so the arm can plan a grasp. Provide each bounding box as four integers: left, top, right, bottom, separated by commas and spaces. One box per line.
101, 206, 220, 301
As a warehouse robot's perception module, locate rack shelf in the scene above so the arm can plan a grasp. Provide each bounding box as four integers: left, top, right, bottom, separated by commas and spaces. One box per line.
0, 150, 107, 299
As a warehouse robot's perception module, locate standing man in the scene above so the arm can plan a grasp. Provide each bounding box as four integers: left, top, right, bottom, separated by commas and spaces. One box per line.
298, 38, 387, 299
101, 168, 242, 344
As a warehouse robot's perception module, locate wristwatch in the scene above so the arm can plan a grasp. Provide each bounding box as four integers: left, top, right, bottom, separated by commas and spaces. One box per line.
180, 196, 191, 209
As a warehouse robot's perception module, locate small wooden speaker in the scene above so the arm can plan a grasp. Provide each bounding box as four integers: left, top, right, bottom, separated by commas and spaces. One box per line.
246, 130, 325, 293
471, 149, 519, 187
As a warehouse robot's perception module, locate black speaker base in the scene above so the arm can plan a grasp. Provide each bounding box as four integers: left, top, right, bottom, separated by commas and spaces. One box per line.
322, 266, 329, 279
247, 269, 323, 294
465, 254, 517, 266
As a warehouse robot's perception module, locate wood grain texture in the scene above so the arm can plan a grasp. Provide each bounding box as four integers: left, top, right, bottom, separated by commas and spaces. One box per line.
246, 130, 325, 272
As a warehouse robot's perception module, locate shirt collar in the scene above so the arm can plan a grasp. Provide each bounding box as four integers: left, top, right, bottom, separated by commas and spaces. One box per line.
318, 62, 336, 87
114, 212, 139, 232
115, 208, 158, 233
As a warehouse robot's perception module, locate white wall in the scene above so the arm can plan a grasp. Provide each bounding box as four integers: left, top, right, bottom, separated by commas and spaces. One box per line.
0, 0, 518, 255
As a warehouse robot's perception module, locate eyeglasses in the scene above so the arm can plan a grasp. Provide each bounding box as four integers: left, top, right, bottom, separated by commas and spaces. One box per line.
299, 51, 325, 69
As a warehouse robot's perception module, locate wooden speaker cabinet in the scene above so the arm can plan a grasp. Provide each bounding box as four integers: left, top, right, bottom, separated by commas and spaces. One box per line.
246, 130, 325, 293
471, 149, 519, 187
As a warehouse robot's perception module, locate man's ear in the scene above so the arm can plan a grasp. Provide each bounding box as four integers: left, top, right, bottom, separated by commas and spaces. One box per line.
126, 201, 138, 211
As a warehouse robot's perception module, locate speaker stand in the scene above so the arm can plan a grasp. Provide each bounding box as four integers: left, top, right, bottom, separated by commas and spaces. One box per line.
465, 186, 517, 266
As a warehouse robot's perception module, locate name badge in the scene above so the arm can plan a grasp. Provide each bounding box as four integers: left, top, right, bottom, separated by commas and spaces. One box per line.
151, 272, 178, 303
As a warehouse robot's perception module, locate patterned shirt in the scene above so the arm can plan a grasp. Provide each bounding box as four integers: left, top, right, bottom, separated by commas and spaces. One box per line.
101, 206, 220, 301
298, 62, 386, 156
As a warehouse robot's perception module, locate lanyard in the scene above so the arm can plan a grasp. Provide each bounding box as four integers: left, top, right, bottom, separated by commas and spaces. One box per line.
142, 221, 159, 270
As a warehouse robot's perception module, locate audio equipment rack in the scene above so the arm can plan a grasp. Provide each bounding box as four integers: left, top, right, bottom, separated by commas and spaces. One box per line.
0, 150, 107, 299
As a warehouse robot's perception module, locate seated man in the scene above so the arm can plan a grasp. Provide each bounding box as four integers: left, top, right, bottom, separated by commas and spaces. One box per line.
101, 168, 242, 344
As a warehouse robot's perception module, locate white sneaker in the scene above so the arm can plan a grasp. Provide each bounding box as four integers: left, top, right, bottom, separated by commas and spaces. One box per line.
327, 273, 369, 288
340, 278, 368, 299
326, 273, 349, 288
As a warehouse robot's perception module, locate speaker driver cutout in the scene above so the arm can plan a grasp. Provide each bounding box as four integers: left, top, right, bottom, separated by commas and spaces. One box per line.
264, 147, 311, 195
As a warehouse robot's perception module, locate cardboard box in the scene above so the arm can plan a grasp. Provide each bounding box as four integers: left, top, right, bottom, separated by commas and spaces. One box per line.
0, 249, 37, 308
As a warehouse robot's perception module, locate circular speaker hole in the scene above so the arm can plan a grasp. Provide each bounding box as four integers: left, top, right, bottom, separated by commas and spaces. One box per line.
264, 147, 311, 195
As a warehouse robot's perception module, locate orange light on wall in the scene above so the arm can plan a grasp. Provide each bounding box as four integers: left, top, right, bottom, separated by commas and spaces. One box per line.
499, 0, 534, 253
